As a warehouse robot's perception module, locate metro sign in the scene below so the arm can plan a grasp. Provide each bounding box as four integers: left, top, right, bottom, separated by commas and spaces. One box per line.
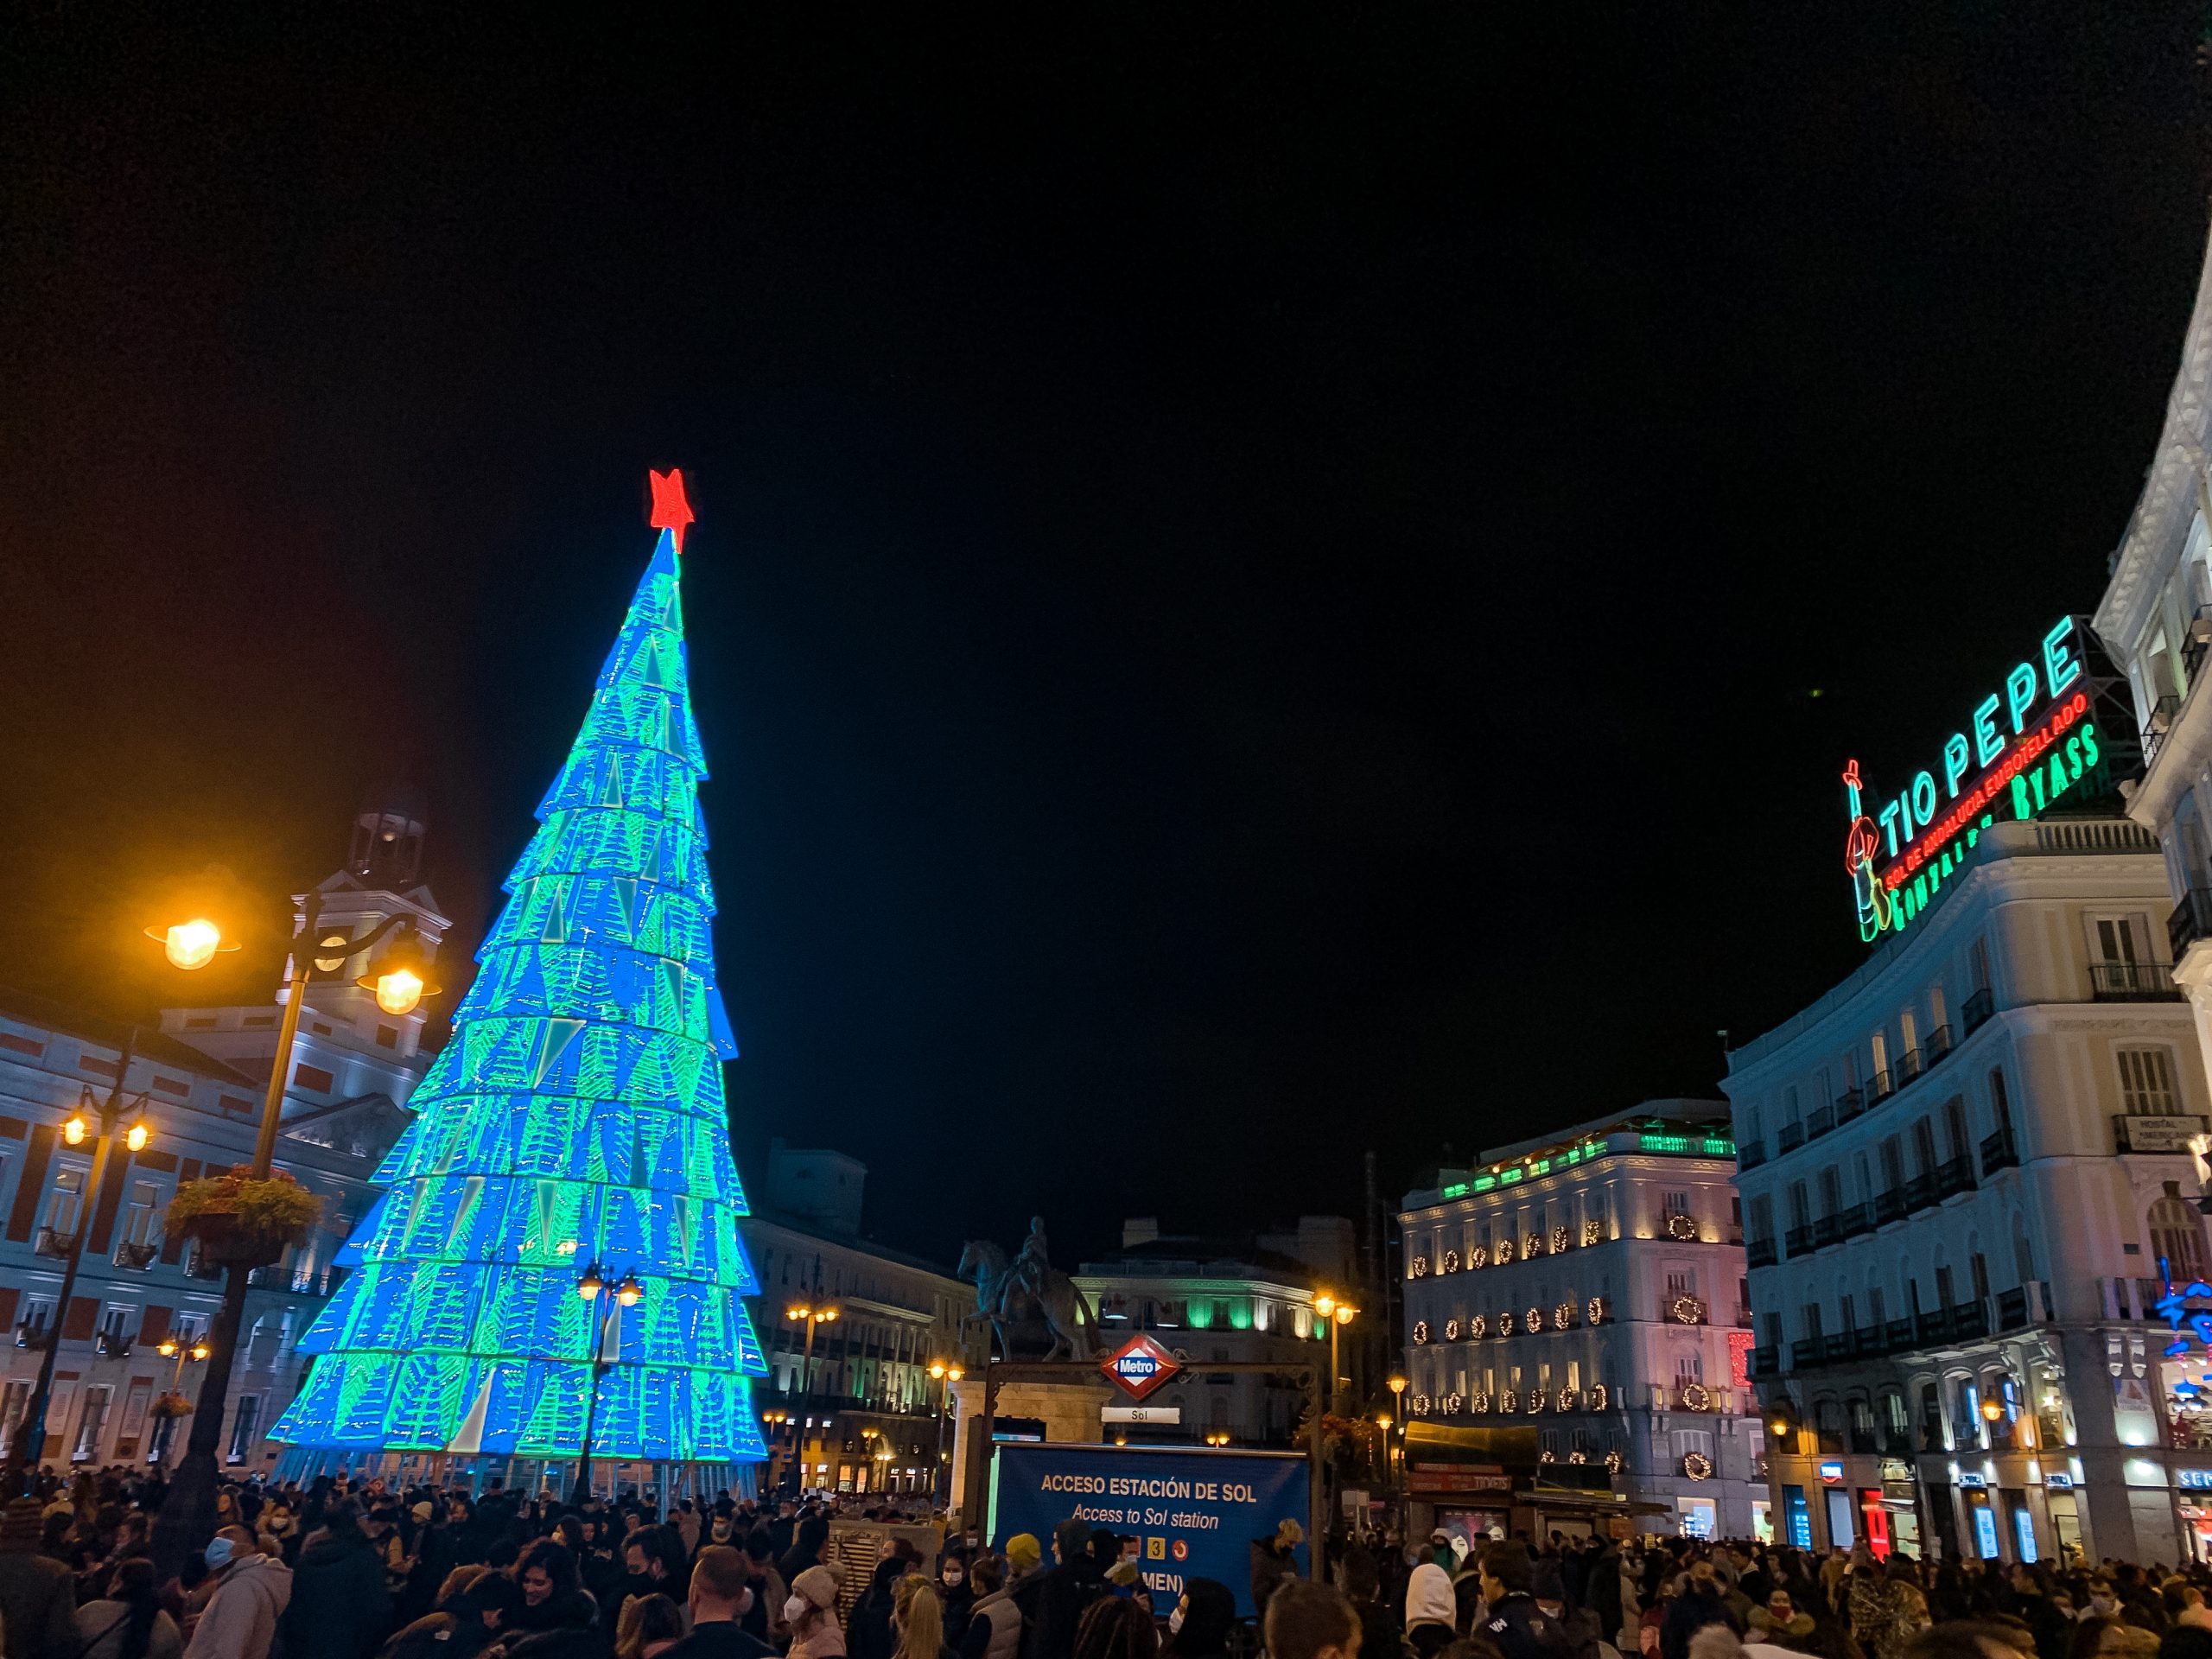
1099, 1332, 1183, 1401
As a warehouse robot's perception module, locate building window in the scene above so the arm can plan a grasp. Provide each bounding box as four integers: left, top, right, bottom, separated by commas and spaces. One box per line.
1662, 1191, 1690, 1218
227, 1395, 262, 1463
2152, 1189, 2212, 1281
1675, 1352, 1703, 1387
123, 1183, 160, 1249
45, 1168, 85, 1237
2120, 1048, 2180, 1116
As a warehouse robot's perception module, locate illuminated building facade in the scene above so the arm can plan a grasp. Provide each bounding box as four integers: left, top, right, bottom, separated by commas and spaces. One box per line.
1071, 1216, 1351, 1449
1399, 1103, 1767, 1542
1726, 816, 2208, 1565
0, 810, 440, 1471
745, 1142, 982, 1497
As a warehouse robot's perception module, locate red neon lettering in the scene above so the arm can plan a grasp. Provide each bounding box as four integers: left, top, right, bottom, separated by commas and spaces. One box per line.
1879, 693, 2088, 892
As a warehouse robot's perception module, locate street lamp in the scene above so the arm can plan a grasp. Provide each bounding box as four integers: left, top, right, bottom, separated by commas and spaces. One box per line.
1205, 1430, 1231, 1446
928, 1359, 964, 1507
149, 1338, 210, 1466
573, 1262, 645, 1499
2, 1077, 155, 1496
145, 892, 440, 1562
1313, 1294, 1358, 1409
784, 1303, 838, 1497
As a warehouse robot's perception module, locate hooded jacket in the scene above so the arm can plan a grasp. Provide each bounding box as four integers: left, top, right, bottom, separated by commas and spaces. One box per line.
283, 1528, 391, 1659
1406, 1564, 1458, 1659
185, 1554, 296, 1659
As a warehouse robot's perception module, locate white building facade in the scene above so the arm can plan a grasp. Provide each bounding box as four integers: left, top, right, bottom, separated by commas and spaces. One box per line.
1725, 817, 2209, 1567
1400, 1103, 1768, 1542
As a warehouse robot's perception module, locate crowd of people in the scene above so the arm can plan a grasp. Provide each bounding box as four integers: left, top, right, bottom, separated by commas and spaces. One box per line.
10, 1468, 2212, 1659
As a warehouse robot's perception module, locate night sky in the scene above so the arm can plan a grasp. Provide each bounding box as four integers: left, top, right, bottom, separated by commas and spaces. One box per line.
4, 10, 2209, 1267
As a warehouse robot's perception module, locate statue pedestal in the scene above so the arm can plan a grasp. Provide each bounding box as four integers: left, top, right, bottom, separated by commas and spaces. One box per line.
948, 1376, 1115, 1528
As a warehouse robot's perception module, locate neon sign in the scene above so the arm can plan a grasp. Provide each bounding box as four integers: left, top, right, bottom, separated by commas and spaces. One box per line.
1842, 616, 2133, 943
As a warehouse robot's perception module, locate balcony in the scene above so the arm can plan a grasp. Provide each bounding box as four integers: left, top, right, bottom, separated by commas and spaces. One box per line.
1935, 1153, 1978, 1199
1961, 987, 1995, 1034
112, 1240, 157, 1271
1751, 1345, 1779, 1377
1837, 1201, 1872, 1240
1923, 1024, 1954, 1065
1738, 1138, 1767, 1171
1835, 1085, 1867, 1125
1887, 1316, 1915, 1352
2091, 960, 2182, 1001
1777, 1122, 1806, 1154
1915, 1307, 1952, 1344
1791, 1338, 1821, 1370
1821, 1332, 1854, 1363
1980, 1128, 2019, 1177
1996, 1286, 2031, 1330
1813, 1214, 1841, 1249
1951, 1300, 1990, 1342
1785, 1224, 1815, 1256
184, 1249, 224, 1281
1902, 1173, 1939, 1214
2171, 890, 2212, 959
1805, 1103, 1834, 1141
2113, 1113, 2212, 1154
1853, 1325, 1888, 1358
1866, 1068, 1895, 1103
1747, 1236, 1777, 1269
1896, 1047, 1924, 1085
94, 1331, 130, 1358
13, 1321, 50, 1350
34, 1227, 74, 1261
1873, 1187, 1905, 1226
2147, 694, 2183, 767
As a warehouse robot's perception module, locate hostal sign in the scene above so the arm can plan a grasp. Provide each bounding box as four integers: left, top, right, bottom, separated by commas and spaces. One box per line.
1842, 616, 2137, 944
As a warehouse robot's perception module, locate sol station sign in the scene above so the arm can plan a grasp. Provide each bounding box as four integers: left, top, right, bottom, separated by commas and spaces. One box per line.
1099, 1332, 1183, 1402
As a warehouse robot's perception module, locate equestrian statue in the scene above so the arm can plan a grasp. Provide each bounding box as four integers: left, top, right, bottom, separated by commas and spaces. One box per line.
957, 1217, 1098, 1361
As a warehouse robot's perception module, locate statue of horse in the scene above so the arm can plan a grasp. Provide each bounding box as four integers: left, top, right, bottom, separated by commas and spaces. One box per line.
957, 1239, 1097, 1361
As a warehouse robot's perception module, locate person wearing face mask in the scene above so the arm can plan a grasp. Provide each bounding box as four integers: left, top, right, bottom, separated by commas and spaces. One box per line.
1157, 1579, 1234, 1659
938, 1554, 976, 1649
183, 1527, 294, 1659
787, 1566, 848, 1659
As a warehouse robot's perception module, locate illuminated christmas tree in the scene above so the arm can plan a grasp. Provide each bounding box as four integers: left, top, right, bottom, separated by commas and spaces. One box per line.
272, 472, 767, 1468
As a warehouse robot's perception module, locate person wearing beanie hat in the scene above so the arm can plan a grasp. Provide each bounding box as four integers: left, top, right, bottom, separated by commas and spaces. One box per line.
789, 1565, 847, 1659
1002, 1537, 1041, 1580
1249, 1517, 1303, 1622
0, 1494, 78, 1659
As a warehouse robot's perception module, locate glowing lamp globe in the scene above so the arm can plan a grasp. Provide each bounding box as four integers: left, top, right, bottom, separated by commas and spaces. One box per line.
577, 1264, 606, 1302
62, 1114, 87, 1147
158, 1339, 179, 1358
190, 1344, 209, 1361
357, 933, 439, 1016
614, 1273, 644, 1307
162, 919, 225, 970
372, 968, 425, 1015
125, 1120, 150, 1153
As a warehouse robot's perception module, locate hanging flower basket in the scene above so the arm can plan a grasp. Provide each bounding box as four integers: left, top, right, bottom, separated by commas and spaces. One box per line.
149, 1391, 194, 1420
166, 1167, 323, 1268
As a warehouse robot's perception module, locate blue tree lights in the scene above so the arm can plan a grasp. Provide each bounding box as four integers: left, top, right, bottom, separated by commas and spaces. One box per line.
272, 473, 766, 1465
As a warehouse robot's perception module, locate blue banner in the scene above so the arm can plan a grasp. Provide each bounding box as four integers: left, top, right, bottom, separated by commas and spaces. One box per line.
990, 1442, 1308, 1617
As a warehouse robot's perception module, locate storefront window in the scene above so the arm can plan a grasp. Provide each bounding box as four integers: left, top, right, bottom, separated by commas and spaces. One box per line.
1676, 1498, 1716, 1539
1783, 1485, 1811, 1548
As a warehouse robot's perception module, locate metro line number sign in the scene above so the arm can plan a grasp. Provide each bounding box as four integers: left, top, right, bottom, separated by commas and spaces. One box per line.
1100, 1332, 1183, 1401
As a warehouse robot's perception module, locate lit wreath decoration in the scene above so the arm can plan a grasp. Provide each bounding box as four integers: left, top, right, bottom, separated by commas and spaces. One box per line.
1441, 1249, 1461, 1274
1682, 1452, 1713, 1481
1442, 1391, 1465, 1414
1556, 1387, 1580, 1411
1539, 1448, 1556, 1464
1527, 1389, 1547, 1414
1551, 1226, 1571, 1255
1567, 1450, 1587, 1465
1590, 1383, 1610, 1410
1497, 1311, 1516, 1336
1469, 1313, 1488, 1339
1412, 1394, 1433, 1415
1681, 1382, 1712, 1413
1587, 1297, 1607, 1325
1499, 1389, 1518, 1413
1470, 1245, 1489, 1269
1554, 1300, 1576, 1328
1526, 1306, 1545, 1332
1670, 1296, 1707, 1325
1605, 1448, 1624, 1473
1411, 1257, 1430, 1279
1443, 1318, 1463, 1342
1582, 1220, 1604, 1246
1667, 1213, 1700, 1241
1471, 1390, 1493, 1414
1495, 1239, 1515, 1265
1522, 1234, 1544, 1259
1412, 1320, 1431, 1345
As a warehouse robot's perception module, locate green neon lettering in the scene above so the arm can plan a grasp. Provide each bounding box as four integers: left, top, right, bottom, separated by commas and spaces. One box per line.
1974, 695, 2003, 766
2011, 774, 2032, 820
1943, 734, 1971, 797
2082, 721, 2100, 768
1911, 873, 1929, 912
2027, 766, 2047, 812
2044, 618, 2082, 699
1878, 799, 1904, 857
1910, 771, 1936, 827
2047, 751, 2068, 801
2005, 664, 2038, 734
2064, 734, 2083, 782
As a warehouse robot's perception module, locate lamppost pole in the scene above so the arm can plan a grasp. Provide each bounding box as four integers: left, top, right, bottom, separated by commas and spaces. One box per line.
3, 1052, 151, 1496
149, 899, 439, 1574
572, 1263, 642, 1501
928, 1360, 963, 1509
785, 1304, 837, 1495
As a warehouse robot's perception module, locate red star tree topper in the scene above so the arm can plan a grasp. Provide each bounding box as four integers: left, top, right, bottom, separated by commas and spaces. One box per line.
649, 467, 695, 554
